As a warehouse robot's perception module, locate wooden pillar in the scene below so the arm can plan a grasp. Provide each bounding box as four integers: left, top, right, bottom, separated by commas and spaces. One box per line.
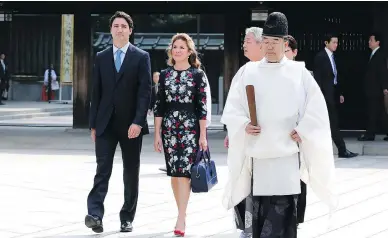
73, 11, 92, 128
222, 13, 242, 130
223, 14, 241, 100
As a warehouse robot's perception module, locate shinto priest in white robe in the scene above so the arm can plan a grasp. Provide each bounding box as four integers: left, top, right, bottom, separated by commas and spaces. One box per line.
220, 56, 338, 213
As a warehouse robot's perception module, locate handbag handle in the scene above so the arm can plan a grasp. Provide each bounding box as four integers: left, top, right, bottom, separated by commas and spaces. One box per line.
195, 149, 210, 164
195, 130, 211, 164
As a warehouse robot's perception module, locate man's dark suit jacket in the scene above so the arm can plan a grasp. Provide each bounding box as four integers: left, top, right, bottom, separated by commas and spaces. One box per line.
89, 43, 152, 137
364, 48, 388, 97
313, 50, 343, 105
0, 61, 10, 90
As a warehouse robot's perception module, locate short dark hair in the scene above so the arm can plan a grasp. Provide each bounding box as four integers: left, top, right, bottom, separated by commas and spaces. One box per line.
109, 11, 134, 29
324, 33, 338, 44
285, 35, 297, 51
371, 32, 382, 44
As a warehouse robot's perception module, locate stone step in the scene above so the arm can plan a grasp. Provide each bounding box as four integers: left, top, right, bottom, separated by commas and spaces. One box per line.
0, 110, 73, 121
0, 106, 72, 116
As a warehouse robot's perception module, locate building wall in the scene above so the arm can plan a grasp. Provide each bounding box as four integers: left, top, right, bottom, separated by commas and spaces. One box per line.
4, 15, 62, 101
10, 15, 61, 77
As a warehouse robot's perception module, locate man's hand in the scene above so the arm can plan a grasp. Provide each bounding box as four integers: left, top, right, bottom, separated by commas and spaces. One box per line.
224, 136, 229, 148
290, 129, 301, 143
384, 89, 388, 95
245, 123, 261, 136
340, 95, 345, 104
128, 124, 142, 139
91, 128, 96, 142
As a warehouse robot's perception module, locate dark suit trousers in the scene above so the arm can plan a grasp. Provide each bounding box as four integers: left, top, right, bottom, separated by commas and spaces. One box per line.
366, 95, 388, 136
326, 103, 346, 153
87, 114, 142, 222
297, 180, 307, 223
0, 78, 6, 101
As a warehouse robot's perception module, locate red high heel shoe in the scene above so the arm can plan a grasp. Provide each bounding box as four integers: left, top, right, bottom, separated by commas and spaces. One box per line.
174, 221, 186, 237
174, 229, 185, 237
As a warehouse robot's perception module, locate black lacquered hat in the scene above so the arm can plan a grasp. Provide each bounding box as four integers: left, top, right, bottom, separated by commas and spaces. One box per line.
262, 12, 288, 38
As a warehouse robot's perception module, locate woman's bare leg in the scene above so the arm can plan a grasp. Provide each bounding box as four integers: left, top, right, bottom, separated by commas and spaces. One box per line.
171, 177, 191, 231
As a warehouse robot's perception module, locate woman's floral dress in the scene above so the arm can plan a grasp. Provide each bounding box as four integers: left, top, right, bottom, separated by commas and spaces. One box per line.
154, 66, 208, 178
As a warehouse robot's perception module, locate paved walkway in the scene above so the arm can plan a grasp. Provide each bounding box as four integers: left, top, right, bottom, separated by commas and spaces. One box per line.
0, 115, 225, 130
1, 127, 388, 237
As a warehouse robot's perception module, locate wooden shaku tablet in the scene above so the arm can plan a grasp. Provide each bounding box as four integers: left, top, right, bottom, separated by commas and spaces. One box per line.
246, 85, 258, 126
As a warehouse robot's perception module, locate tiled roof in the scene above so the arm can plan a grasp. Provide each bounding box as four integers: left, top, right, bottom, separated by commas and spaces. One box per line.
93, 32, 224, 51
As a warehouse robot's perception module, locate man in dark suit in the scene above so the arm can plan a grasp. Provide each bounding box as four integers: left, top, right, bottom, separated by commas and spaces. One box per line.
313, 34, 358, 158
0, 53, 9, 105
358, 33, 388, 141
85, 11, 151, 233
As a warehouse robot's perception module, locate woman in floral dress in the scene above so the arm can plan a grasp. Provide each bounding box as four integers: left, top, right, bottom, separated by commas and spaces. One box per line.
153, 33, 211, 236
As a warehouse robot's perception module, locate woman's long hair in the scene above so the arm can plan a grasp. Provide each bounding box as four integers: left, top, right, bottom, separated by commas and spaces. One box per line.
166, 33, 201, 69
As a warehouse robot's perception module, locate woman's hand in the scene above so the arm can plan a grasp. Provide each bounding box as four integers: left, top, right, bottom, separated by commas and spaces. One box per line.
199, 135, 208, 151
154, 134, 163, 153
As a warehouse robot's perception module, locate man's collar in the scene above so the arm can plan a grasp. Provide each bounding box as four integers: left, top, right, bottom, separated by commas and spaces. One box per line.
324, 47, 333, 56
371, 46, 380, 55
113, 41, 130, 54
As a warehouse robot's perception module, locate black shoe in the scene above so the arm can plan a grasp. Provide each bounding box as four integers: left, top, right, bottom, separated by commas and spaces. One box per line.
85, 215, 103, 233
384, 136, 388, 141
120, 221, 133, 232
159, 167, 167, 172
338, 149, 358, 158
358, 134, 375, 141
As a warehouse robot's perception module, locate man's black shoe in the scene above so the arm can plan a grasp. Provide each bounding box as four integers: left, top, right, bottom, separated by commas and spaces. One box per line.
338, 150, 358, 158
120, 221, 133, 232
85, 214, 103, 233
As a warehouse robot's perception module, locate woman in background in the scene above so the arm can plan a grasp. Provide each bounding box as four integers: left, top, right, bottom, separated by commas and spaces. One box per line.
42, 64, 59, 101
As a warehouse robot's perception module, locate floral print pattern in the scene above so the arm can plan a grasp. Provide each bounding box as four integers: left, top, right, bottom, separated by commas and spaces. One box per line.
154, 66, 208, 178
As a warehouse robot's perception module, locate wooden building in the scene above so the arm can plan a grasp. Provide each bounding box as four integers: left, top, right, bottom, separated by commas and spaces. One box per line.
1, 1, 388, 132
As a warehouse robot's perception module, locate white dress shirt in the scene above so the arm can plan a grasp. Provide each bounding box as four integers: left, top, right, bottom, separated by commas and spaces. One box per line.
370, 46, 380, 59
325, 47, 336, 73
0, 60, 5, 72
325, 47, 338, 85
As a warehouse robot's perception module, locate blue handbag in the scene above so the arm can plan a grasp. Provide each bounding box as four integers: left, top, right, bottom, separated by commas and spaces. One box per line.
190, 149, 218, 193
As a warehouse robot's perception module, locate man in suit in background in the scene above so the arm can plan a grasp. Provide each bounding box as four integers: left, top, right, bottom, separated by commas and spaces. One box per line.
86, 11, 152, 233
313, 34, 358, 158
358, 32, 388, 141
148, 71, 160, 115
0, 53, 9, 105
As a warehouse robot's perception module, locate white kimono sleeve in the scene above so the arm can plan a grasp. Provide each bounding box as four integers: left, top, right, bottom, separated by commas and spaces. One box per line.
221, 65, 252, 209
221, 65, 250, 140
295, 68, 339, 211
